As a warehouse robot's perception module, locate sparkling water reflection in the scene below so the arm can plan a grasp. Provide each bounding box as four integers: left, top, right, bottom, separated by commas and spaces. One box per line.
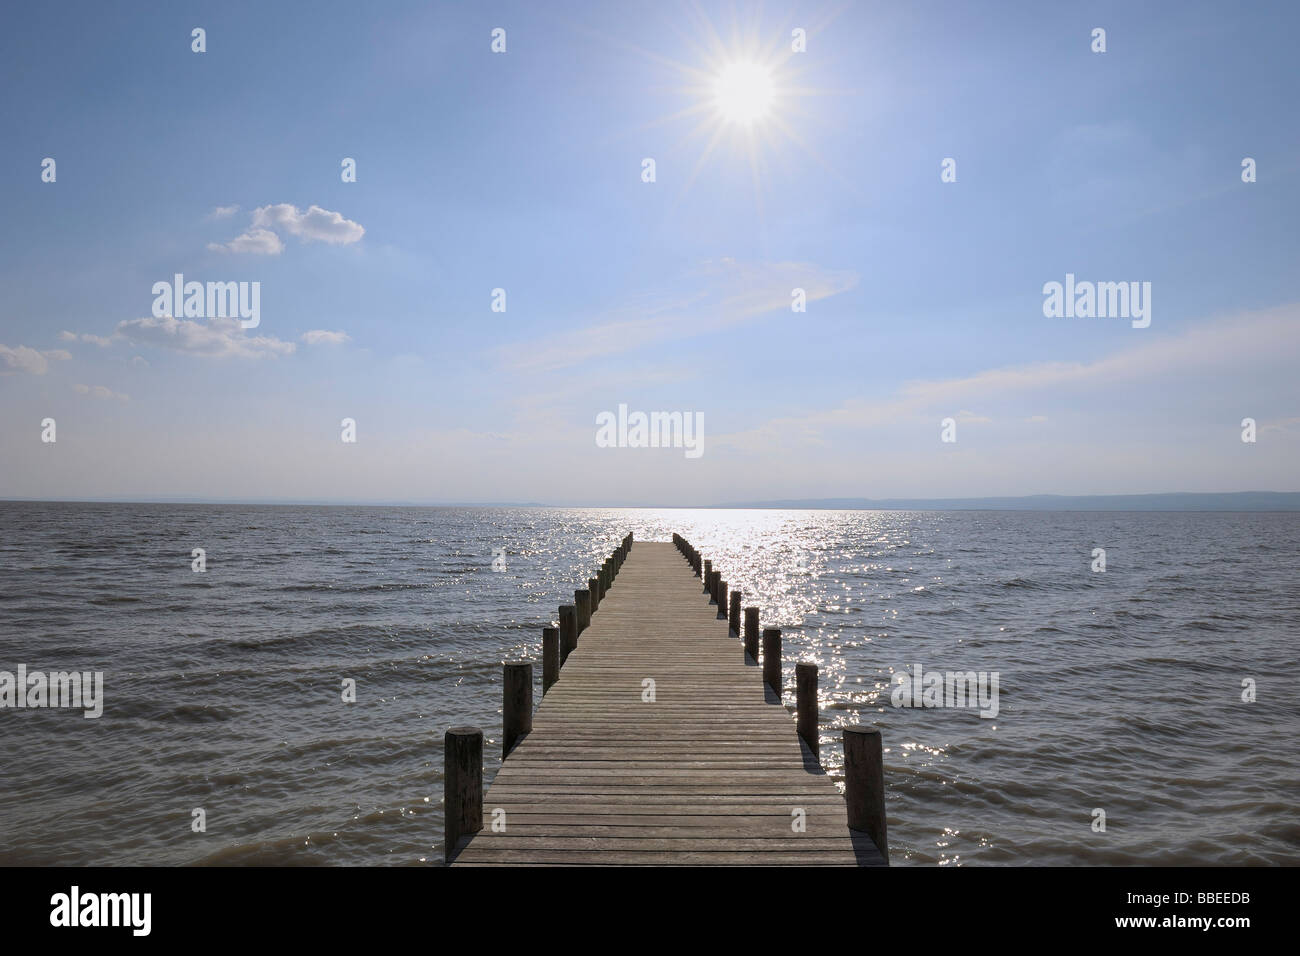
1, 503, 1296, 865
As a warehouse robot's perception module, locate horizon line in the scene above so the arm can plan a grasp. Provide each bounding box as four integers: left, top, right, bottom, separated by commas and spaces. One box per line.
2, 490, 1298, 511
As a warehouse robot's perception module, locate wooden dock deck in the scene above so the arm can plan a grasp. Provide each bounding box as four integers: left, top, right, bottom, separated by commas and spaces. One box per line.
445, 536, 888, 866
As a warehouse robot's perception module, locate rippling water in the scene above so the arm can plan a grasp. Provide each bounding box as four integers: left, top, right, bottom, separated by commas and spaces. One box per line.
1, 503, 1296, 865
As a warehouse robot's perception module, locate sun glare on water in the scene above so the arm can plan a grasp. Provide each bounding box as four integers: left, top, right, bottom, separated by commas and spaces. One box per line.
712, 61, 775, 125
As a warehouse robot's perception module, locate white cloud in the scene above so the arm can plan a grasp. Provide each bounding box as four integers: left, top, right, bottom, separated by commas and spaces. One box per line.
716, 304, 1300, 452
301, 329, 350, 346
208, 203, 363, 254
114, 316, 296, 359
207, 205, 240, 220
251, 203, 365, 245
59, 330, 113, 347
503, 259, 857, 372
0, 344, 71, 375
74, 383, 129, 402
208, 228, 284, 255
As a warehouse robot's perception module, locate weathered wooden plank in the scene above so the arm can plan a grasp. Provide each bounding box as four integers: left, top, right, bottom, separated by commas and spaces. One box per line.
451, 541, 885, 867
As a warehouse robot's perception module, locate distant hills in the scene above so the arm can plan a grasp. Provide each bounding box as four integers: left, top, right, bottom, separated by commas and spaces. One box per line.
706, 492, 1300, 511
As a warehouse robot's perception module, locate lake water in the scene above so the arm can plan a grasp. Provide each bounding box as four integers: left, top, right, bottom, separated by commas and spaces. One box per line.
1, 503, 1296, 865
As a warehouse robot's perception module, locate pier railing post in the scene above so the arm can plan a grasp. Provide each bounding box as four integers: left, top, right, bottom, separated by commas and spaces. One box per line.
503, 661, 533, 757
444, 727, 483, 863
796, 662, 818, 761
542, 626, 558, 693
729, 590, 741, 634
844, 725, 889, 863
762, 628, 781, 695
744, 607, 759, 660
575, 589, 591, 634
559, 605, 577, 665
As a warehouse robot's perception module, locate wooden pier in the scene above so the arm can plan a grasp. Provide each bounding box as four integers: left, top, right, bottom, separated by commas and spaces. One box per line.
444, 534, 888, 866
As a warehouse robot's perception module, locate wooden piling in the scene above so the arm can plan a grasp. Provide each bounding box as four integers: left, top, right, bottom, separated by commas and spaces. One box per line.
702, 560, 712, 593
450, 540, 887, 868
444, 726, 483, 862
762, 627, 781, 695
559, 605, 577, 665
542, 627, 558, 693
796, 662, 818, 760
844, 725, 889, 863
575, 589, 591, 633
744, 606, 759, 660
588, 576, 600, 612
503, 661, 533, 756
729, 590, 741, 634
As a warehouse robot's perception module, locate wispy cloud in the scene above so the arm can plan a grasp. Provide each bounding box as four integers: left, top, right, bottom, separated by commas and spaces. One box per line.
0, 344, 71, 375
208, 228, 284, 255
301, 329, 350, 346
74, 383, 129, 402
114, 316, 296, 359
501, 258, 857, 372
59, 330, 113, 347
207, 204, 240, 220
717, 305, 1300, 451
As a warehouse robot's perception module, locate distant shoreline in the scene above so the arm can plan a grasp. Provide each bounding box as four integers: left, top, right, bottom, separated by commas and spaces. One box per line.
2, 491, 1298, 511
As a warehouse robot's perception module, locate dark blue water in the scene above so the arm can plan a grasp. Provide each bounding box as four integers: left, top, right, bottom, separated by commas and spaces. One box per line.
0, 503, 1296, 865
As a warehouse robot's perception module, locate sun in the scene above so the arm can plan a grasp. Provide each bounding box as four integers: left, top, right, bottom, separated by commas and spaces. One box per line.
712, 61, 775, 125
609, 8, 848, 212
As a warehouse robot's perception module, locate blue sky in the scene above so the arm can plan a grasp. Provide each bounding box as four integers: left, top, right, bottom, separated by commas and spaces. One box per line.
2, 0, 1297, 504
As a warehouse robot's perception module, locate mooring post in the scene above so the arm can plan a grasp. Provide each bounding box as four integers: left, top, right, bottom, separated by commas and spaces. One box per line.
796, 662, 818, 760
762, 627, 781, 695
729, 590, 741, 634
844, 725, 889, 863
575, 589, 591, 634
444, 726, 483, 863
559, 605, 577, 665
744, 607, 759, 660
503, 661, 533, 757
542, 626, 558, 693
718, 579, 728, 618
588, 576, 600, 613
702, 560, 711, 593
